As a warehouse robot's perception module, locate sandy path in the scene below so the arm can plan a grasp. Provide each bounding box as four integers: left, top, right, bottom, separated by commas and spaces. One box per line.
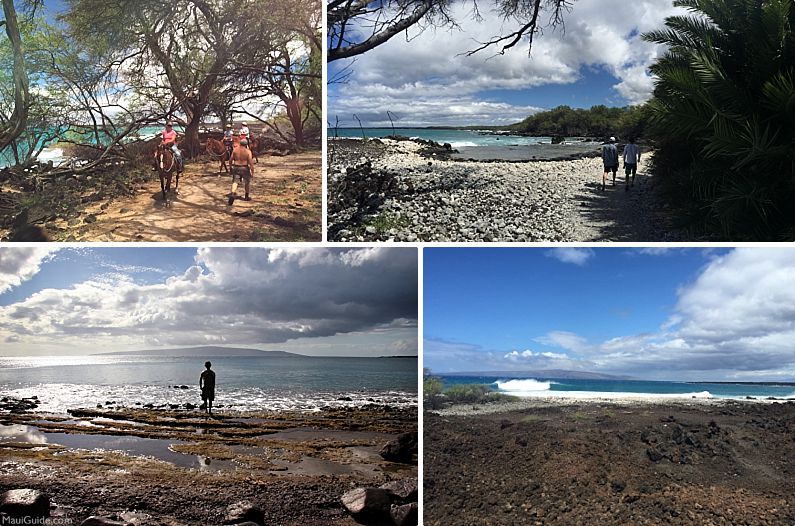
70, 151, 321, 242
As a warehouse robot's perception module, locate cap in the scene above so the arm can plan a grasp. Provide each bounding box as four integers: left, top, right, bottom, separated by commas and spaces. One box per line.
240, 139, 248, 146
226, 124, 232, 128
610, 136, 616, 142
241, 121, 248, 125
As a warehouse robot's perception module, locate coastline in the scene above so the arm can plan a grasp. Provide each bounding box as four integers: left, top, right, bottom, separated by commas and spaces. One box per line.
1, 397, 418, 525
328, 138, 685, 242
425, 398, 795, 525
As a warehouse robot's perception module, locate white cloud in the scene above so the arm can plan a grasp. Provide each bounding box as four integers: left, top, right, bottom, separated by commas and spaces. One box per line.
546, 247, 594, 266
0, 248, 57, 294
0, 248, 417, 355
331, 0, 685, 125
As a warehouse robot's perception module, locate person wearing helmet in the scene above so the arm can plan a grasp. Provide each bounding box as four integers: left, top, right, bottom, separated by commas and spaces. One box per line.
601, 136, 619, 190
228, 138, 254, 205
223, 123, 234, 158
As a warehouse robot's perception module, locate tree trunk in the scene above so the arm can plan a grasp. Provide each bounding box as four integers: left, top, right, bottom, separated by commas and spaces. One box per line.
284, 97, 305, 147
0, 0, 30, 151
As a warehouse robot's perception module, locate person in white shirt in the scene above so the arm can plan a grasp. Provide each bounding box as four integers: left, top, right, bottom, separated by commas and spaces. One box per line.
623, 137, 642, 191
238, 122, 250, 144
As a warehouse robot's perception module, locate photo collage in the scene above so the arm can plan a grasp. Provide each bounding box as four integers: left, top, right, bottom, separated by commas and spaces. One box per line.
1, 0, 794, 524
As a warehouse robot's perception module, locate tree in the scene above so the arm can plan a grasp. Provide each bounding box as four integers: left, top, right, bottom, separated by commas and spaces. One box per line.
644, 0, 795, 239
328, 0, 574, 61
0, 0, 30, 151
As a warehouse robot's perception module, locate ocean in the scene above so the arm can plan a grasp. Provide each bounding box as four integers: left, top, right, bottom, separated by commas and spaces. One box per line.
440, 375, 795, 400
0, 355, 418, 414
0, 125, 183, 169
331, 127, 601, 161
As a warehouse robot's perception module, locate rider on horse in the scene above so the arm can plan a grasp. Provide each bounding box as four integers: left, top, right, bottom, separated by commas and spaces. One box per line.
158, 121, 184, 173
238, 121, 250, 146
223, 123, 234, 158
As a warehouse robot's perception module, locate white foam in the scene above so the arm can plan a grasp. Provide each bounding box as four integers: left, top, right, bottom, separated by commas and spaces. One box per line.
495, 379, 551, 392
450, 141, 478, 148
500, 389, 714, 400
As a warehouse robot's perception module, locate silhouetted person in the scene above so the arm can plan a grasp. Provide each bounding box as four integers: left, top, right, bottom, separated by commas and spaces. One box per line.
199, 361, 216, 415
623, 137, 641, 191
601, 136, 619, 190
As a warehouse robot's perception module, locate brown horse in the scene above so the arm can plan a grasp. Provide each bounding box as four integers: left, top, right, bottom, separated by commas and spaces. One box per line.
155, 144, 179, 201
206, 137, 231, 174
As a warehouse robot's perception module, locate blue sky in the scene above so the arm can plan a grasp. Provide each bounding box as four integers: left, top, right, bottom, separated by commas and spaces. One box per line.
328, 0, 685, 127
424, 248, 795, 381
0, 247, 418, 357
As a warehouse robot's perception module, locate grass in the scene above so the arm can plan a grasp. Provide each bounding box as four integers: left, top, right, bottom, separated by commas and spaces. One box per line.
362, 212, 410, 235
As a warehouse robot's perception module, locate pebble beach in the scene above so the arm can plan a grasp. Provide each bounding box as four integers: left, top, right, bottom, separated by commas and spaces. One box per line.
329, 138, 686, 242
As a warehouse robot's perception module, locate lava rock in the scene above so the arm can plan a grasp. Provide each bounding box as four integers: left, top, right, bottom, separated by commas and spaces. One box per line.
223, 500, 265, 525
380, 431, 418, 463
379, 478, 418, 503
0, 489, 50, 519
390, 502, 418, 526
340, 488, 391, 522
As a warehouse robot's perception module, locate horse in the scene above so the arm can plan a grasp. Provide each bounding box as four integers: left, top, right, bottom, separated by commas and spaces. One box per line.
206, 137, 231, 174
155, 144, 179, 201
246, 137, 260, 164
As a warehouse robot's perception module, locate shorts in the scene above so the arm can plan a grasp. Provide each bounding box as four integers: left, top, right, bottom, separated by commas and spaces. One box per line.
201, 388, 214, 402
231, 165, 251, 183
604, 164, 618, 173
625, 163, 637, 175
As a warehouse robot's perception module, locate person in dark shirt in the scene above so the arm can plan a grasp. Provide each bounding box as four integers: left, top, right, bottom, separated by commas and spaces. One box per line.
601, 136, 619, 190
199, 361, 216, 415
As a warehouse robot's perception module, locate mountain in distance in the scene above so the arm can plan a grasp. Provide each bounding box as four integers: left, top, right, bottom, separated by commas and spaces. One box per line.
440, 369, 634, 380
99, 346, 302, 357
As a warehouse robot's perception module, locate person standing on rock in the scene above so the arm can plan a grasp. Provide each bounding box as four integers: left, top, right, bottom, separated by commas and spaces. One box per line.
623, 137, 641, 191
601, 137, 619, 191
228, 139, 255, 205
199, 361, 216, 416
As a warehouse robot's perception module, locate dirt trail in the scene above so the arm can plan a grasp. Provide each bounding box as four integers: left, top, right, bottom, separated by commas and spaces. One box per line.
69, 150, 321, 242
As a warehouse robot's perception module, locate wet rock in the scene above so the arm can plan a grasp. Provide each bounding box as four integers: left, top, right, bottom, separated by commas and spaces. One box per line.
380, 431, 418, 463
79, 517, 132, 526
390, 502, 418, 526
379, 478, 418, 503
0, 489, 50, 519
223, 500, 265, 525
340, 488, 391, 521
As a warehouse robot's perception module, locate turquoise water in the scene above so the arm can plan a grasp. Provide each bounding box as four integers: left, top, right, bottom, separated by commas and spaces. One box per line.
439, 375, 795, 400
0, 355, 418, 413
0, 125, 183, 169
331, 127, 602, 161
332, 127, 551, 148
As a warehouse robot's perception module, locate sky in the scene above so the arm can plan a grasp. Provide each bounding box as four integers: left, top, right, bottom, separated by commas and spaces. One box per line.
424, 247, 795, 382
328, 0, 686, 127
0, 247, 418, 357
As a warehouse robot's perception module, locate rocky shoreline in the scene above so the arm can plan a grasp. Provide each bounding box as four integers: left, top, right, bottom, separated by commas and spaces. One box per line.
425, 399, 795, 525
0, 397, 418, 525
328, 138, 689, 242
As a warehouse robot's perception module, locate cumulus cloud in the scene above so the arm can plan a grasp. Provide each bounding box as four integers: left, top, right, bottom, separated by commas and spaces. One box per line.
0, 248, 57, 294
0, 248, 418, 353
546, 248, 594, 266
331, 0, 685, 125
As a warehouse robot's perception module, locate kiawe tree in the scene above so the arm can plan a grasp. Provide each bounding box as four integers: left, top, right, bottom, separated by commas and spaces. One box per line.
0, 0, 31, 151
328, 0, 575, 61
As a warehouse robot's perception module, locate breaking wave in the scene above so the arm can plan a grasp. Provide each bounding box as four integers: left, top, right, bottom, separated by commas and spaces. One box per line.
495, 379, 552, 392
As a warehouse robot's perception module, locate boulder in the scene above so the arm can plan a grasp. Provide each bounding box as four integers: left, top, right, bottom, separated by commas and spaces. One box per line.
223, 500, 265, 525
340, 488, 391, 520
390, 503, 418, 526
379, 431, 417, 463
79, 518, 132, 526
379, 479, 418, 503
0, 489, 50, 519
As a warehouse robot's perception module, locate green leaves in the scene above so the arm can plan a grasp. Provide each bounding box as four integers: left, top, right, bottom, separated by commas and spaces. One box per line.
646, 0, 795, 240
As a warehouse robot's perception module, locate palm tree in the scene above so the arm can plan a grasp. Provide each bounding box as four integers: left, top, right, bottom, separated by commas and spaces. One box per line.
643, 0, 795, 239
